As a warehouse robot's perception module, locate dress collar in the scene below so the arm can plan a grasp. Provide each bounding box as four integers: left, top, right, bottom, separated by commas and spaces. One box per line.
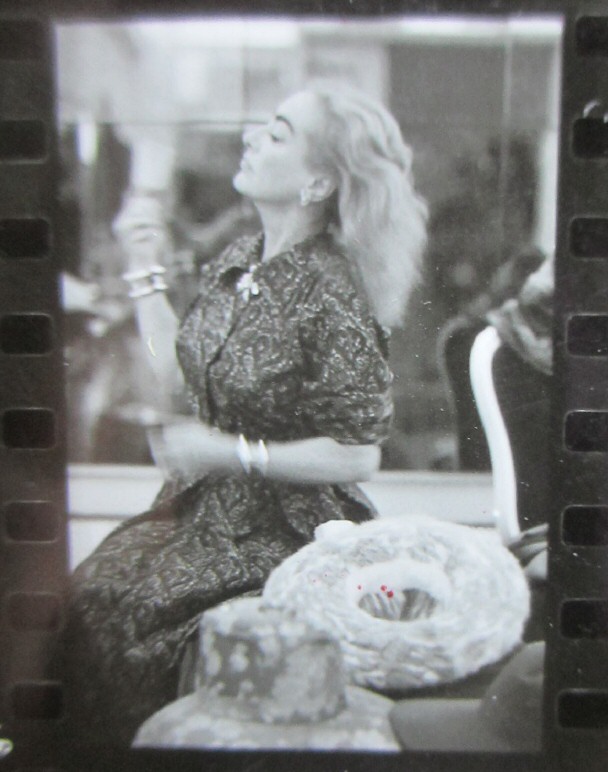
216, 232, 264, 277
216, 230, 331, 279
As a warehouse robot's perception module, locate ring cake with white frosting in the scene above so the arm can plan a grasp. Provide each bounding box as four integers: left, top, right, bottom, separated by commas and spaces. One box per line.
262, 517, 531, 691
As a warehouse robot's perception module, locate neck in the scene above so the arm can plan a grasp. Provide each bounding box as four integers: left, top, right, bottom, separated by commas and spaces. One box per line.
254, 202, 328, 262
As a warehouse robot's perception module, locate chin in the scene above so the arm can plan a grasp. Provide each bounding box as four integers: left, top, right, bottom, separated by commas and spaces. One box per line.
232, 170, 251, 196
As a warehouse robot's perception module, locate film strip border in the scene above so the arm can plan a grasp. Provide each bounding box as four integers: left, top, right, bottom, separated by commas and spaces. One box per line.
0, 13, 68, 770
0, 4, 606, 772
545, 4, 608, 770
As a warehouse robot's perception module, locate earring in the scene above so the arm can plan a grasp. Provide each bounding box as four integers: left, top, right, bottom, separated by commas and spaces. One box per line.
300, 189, 311, 207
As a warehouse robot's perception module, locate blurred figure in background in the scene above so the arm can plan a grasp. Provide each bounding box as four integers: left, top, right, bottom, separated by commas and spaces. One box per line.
438, 245, 548, 471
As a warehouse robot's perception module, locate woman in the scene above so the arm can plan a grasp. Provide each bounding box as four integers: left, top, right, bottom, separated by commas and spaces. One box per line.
61, 86, 428, 745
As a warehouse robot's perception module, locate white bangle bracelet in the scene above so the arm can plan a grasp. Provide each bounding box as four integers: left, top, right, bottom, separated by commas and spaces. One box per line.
128, 284, 156, 299
123, 267, 153, 282
236, 434, 252, 475
251, 439, 269, 477
151, 273, 168, 292
124, 267, 168, 299
236, 435, 269, 476
122, 265, 167, 282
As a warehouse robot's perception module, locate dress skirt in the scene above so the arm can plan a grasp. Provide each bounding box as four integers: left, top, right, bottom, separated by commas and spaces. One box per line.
59, 473, 375, 745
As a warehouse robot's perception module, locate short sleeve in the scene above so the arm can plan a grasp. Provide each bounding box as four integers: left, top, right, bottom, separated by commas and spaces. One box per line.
298, 271, 394, 445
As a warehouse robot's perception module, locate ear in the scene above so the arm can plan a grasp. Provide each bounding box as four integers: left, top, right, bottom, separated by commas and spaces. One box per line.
307, 174, 336, 204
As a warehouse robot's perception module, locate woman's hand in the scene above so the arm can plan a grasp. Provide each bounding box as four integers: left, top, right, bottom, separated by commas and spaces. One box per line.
113, 194, 170, 272
148, 421, 238, 480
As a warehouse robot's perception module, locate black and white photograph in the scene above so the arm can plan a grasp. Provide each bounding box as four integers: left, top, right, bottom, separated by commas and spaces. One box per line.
51, 13, 561, 754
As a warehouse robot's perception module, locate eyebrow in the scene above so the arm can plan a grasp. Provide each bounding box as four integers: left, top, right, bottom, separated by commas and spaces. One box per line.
274, 115, 295, 134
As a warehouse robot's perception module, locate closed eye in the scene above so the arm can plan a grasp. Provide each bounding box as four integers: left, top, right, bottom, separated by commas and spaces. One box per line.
268, 115, 293, 143
268, 124, 288, 143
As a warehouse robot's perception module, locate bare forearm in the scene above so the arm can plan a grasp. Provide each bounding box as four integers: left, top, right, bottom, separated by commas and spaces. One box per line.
264, 437, 380, 484
132, 293, 183, 398
114, 195, 184, 399
165, 423, 381, 485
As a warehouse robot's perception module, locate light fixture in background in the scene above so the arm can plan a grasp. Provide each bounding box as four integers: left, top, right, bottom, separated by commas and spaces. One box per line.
135, 18, 301, 49
397, 16, 563, 42
299, 15, 563, 44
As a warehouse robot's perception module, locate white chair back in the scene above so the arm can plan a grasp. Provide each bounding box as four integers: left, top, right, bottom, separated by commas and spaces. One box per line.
469, 326, 521, 545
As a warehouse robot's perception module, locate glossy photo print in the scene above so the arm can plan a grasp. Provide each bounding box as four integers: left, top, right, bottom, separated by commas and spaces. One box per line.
49, 14, 564, 755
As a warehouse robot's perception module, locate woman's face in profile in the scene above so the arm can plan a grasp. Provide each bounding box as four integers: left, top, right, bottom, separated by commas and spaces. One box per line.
233, 91, 324, 207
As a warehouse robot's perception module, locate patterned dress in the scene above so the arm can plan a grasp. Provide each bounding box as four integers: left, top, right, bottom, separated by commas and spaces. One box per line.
60, 231, 394, 745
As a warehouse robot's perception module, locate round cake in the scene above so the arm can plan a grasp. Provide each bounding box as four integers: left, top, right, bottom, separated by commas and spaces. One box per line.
198, 597, 346, 724
262, 517, 531, 691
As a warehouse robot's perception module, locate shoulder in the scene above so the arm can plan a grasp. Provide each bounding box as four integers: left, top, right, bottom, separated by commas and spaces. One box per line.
302, 234, 372, 320
299, 234, 359, 298
298, 235, 390, 354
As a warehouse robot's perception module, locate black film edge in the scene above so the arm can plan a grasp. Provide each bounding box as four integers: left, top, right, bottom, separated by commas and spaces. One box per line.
1, 3, 608, 772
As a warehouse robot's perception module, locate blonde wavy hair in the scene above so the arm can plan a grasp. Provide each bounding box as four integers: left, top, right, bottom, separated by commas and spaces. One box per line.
306, 85, 429, 328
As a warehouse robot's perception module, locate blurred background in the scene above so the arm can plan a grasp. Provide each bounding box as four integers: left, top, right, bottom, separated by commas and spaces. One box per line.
55, 15, 562, 471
